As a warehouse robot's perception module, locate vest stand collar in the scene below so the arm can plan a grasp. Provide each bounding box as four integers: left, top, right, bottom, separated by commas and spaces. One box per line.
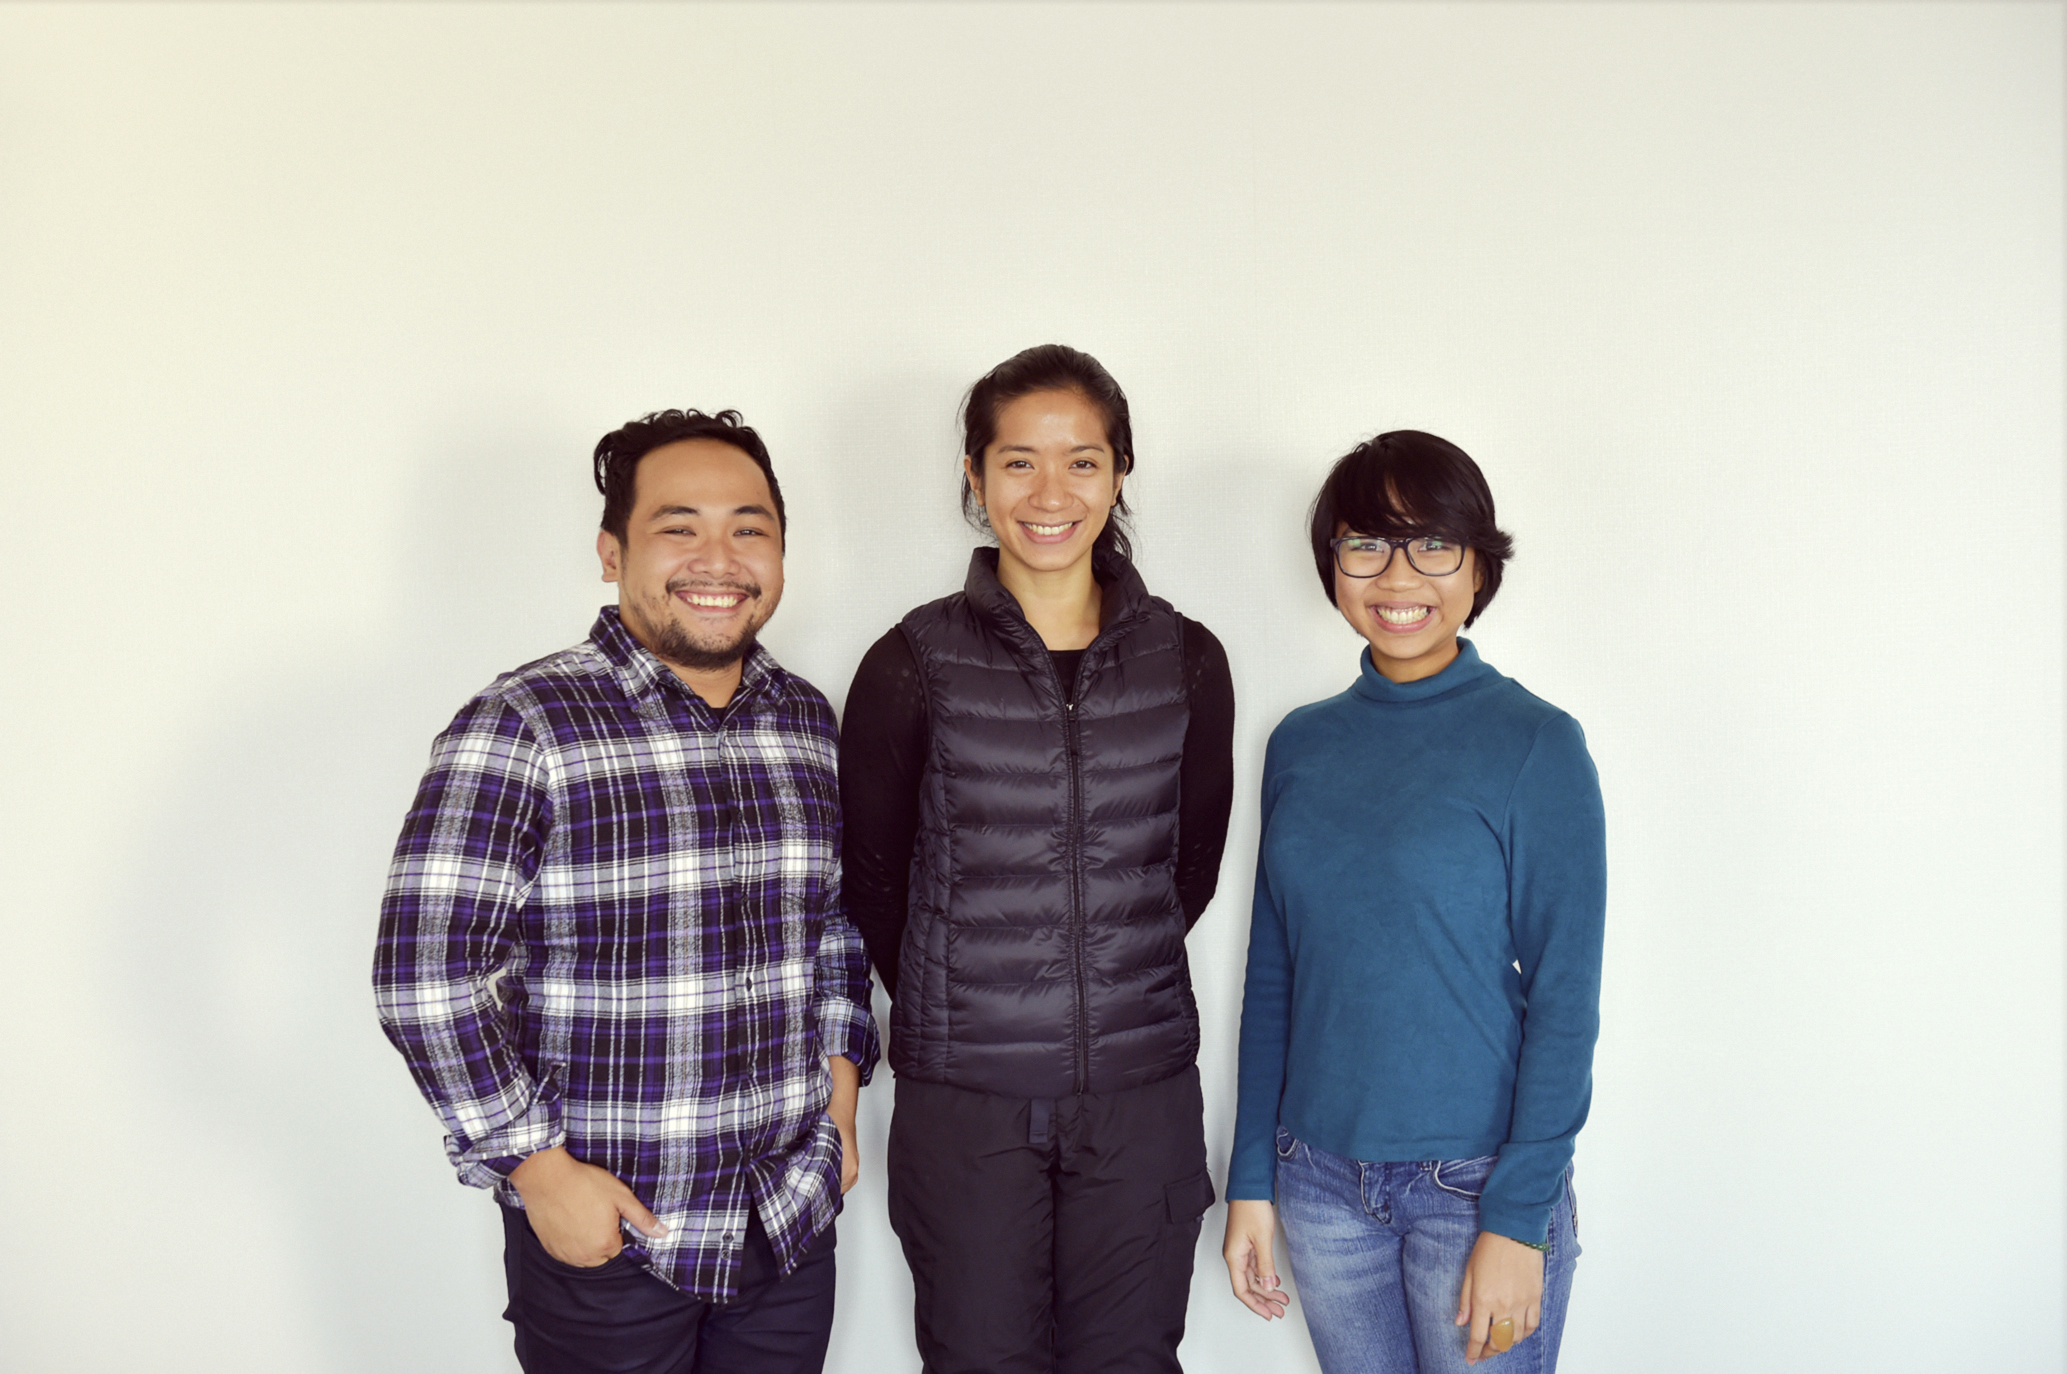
962, 546, 1153, 652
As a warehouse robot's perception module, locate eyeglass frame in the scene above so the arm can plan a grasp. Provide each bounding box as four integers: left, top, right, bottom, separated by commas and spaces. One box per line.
1328, 533, 1468, 578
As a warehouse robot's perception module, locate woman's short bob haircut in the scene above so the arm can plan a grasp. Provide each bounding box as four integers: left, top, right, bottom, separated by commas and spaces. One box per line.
1308, 430, 1514, 627
960, 343, 1136, 562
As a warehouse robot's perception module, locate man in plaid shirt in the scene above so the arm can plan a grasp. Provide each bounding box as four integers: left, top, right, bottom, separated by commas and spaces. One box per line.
376, 408, 878, 1374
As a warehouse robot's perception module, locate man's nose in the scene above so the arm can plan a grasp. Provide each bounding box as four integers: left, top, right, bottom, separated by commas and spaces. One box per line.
685, 536, 742, 572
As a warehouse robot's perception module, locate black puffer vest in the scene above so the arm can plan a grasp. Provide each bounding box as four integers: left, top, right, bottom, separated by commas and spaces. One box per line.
891, 548, 1197, 1098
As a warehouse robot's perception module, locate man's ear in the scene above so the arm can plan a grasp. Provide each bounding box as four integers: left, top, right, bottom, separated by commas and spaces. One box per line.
598, 528, 623, 583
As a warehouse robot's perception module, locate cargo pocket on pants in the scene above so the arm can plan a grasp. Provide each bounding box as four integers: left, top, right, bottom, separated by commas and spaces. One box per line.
1165, 1172, 1217, 1226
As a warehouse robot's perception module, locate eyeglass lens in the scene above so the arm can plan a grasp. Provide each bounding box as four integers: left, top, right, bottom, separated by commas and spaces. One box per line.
1335, 536, 1464, 577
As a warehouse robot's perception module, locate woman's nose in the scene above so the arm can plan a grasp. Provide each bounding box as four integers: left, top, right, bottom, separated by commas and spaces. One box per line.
1375, 547, 1418, 585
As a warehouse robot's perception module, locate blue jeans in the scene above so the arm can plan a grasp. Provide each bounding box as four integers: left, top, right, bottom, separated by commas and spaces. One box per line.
1275, 1130, 1579, 1374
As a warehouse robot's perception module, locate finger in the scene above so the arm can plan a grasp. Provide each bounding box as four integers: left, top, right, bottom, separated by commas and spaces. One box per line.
1253, 1238, 1281, 1294
616, 1192, 669, 1239
1226, 1247, 1287, 1320
1455, 1270, 1474, 1326
1242, 1279, 1289, 1320
1466, 1299, 1493, 1362
1227, 1253, 1266, 1316
1223, 1243, 1250, 1292
1523, 1302, 1541, 1340
1250, 1257, 1289, 1313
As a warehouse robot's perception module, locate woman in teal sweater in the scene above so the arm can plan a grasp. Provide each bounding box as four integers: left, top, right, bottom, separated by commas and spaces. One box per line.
1222, 432, 1605, 1373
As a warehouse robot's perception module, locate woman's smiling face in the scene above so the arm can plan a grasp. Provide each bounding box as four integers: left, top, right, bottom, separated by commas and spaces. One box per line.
1333, 522, 1481, 683
965, 388, 1121, 576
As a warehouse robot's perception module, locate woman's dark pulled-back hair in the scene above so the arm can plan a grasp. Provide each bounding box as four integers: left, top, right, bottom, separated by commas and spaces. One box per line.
960, 344, 1136, 562
1309, 430, 1514, 627
594, 408, 785, 544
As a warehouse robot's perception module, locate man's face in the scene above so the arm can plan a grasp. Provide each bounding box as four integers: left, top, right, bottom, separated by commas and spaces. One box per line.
598, 438, 785, 673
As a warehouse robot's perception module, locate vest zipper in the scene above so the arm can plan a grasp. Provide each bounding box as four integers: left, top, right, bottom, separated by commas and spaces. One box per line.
1064, 694, 1089, 1096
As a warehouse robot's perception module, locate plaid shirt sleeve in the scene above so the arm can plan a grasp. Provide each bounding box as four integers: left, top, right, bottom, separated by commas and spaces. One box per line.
814, 860, 880, 1083
373, 691, 567, 1186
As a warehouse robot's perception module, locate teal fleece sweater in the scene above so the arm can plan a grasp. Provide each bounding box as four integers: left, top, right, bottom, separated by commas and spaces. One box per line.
1227, 640, 1606, 1245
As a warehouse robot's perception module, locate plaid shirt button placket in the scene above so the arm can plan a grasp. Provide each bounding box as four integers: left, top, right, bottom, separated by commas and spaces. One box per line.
376, 608, 879, 1300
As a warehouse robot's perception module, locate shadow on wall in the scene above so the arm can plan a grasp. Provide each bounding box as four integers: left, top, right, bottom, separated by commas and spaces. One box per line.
107, 412, 609, 1372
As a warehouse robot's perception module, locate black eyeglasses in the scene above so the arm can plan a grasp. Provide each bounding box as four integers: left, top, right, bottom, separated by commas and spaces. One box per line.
1330, 534, 1466, 578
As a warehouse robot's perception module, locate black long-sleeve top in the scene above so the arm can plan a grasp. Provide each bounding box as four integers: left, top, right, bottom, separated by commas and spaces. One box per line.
839, 618, 1237, 1000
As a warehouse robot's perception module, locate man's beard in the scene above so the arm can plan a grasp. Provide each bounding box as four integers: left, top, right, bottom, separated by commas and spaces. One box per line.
647, 618, 761, 671
633, 579, 766, 671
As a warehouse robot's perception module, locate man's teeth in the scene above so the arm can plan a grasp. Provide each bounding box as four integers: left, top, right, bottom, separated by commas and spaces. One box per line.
1023, 522, 1075, 536
1377, 605, 1431, 625
684, 592, 743, 608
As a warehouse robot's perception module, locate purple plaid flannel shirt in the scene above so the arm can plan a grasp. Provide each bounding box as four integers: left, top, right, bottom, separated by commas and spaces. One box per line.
375, 607, 878, 1299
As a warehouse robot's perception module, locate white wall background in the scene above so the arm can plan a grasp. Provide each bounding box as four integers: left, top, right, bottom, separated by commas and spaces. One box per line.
1, 3, 2059, 1371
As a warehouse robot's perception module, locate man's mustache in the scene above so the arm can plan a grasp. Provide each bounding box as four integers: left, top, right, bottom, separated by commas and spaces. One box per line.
666, 577, 762, 599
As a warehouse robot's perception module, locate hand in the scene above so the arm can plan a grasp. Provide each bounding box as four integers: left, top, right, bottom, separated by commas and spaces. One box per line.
509, 1146, 668, 1267
827, 1056, 862, 1194
1222, 1199, 1291, 1320
1455, 1230, 1544, 1363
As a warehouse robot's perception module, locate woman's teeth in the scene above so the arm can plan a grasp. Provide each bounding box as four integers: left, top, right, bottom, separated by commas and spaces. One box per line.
1377, 605, 1431, 625
1022, 521, 1076, 536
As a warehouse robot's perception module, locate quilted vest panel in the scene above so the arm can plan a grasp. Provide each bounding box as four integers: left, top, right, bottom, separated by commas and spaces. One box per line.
890, 549, 1197, 1097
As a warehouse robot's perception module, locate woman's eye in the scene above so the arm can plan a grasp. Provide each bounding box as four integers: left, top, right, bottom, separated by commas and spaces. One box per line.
1348, 539, 1386, 554
1416, 538, 1450, 552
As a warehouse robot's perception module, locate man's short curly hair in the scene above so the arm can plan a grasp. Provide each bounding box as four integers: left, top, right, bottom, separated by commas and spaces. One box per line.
594, 409, 784, 544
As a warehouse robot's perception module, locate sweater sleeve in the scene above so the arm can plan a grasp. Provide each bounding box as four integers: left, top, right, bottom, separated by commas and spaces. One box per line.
1476, 713, 1607, 1245
837, 627, 928, 1001
1175, 617, 1236, 929
1227, 729, 1291, 1201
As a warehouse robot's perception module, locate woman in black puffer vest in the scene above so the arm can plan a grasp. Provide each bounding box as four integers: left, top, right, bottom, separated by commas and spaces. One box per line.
841, 344, 1236, 1373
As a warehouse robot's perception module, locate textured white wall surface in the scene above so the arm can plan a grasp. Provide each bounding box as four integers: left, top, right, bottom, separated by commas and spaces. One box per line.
0, 4, 2059, 1371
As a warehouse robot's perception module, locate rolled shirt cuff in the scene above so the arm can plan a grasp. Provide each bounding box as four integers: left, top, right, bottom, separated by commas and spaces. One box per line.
816, 1000, 881, 1086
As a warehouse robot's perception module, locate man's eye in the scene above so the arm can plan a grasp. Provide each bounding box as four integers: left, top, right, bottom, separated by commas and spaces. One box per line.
1347, 539, 1386, 553
1416, 537, 1450, 552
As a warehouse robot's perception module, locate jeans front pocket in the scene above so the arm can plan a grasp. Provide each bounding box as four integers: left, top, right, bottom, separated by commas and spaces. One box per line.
1428, 1154, 1499, 1202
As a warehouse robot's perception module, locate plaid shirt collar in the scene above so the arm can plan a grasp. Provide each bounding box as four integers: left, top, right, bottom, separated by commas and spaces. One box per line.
588, 605, 781, 718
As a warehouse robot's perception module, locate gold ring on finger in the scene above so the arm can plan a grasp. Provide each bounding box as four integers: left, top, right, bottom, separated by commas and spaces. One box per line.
1489, 1317, 1515, 1352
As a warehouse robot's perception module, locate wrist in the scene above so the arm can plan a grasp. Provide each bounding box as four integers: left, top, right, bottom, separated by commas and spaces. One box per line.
1481, 1227, 1549, 1254
510, 1145, 576, 1192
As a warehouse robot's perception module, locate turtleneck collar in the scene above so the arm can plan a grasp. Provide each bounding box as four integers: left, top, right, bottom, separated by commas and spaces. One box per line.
1350, 637, 1494, 705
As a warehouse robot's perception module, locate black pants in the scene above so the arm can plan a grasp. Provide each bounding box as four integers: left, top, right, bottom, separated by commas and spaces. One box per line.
500, 1205, 837, 1374
886, 1067, 1215, 1374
